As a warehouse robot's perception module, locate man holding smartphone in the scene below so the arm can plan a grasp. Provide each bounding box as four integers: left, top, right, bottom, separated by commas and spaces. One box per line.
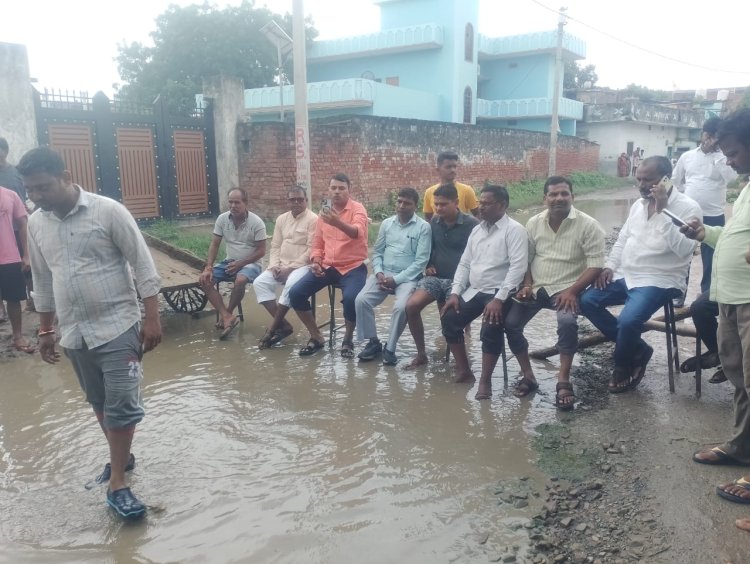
672, 117, 737, 294
580, 156, 701, 393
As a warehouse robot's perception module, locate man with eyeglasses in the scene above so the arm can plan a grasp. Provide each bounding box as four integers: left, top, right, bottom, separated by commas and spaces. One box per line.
255, 186, 318, 348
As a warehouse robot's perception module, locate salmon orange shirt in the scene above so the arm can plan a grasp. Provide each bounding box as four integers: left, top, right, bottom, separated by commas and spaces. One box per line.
311, 198, 369, 274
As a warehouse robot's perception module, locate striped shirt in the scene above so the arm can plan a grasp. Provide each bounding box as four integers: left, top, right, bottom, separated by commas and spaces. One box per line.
526, 207, 606, 296
28, 187, 161, 349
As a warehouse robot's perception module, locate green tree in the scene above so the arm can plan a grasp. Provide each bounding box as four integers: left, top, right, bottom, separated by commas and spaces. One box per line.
563, 61, 598, 90
116, 1, 317, 114
622, 83, 670, 103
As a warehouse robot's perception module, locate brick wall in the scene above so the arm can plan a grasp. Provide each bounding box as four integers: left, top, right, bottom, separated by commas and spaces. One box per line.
239, 115, 599, 218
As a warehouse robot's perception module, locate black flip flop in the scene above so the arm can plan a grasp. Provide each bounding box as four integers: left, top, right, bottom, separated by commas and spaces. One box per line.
299, 338, 325, 356
717, 478, 750, 505
340, 340, 355, 359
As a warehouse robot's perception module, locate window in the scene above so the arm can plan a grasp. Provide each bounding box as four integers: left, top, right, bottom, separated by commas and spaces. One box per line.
463, 86, 472, 123
465, 23, 474, 62
385, 76, 399, 86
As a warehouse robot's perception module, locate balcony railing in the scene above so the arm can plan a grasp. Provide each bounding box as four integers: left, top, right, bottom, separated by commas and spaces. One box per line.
477, 97, 584, 120
308, 23, 443, 61
584, 102, 704, 128
478, 31, 586, 59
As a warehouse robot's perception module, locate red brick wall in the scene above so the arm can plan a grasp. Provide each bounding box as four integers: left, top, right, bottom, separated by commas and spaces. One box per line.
239, 116, 599, 218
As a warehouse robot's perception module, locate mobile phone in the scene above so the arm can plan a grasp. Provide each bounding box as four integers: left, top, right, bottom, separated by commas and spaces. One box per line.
321, 197, 331, 212
641, 175, 674, 200
661, 208, 687, 228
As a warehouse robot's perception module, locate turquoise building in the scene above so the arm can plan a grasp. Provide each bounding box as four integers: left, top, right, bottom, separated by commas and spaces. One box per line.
245, 0, 585, 135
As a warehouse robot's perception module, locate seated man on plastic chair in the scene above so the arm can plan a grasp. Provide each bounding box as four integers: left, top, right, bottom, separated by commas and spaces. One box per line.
355, 187, 431, 365
198, 188, 266, 339
579, 156, 701, 393
440, 185, 528, 401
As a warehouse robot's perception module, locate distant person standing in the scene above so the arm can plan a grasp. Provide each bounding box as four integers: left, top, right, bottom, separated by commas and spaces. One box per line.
672, 117, 738, 293
617, 152, 629, 177
422, 151, 478, 221
21, 147, 161, 520
631, 148, 642, 177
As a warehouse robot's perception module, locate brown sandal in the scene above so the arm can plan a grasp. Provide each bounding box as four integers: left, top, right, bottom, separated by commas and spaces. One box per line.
555, 382, 575, 411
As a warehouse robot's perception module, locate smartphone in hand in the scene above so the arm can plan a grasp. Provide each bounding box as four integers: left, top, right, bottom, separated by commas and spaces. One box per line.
661, 208, 688, 227
321, 197, 332, 213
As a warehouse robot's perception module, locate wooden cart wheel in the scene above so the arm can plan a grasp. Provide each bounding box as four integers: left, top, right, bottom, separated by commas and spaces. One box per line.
163, 287, 208, 313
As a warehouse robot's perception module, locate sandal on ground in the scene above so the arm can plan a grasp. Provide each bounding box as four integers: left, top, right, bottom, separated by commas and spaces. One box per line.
299, 338, 325, 357
555, 382, 575, 411
219, 317, 240, 340
259, 327, 293, 349
608, 366, 632, 394
107, 487, 146, 520
340, 340, 355, 359
716, 477, 750, 505
680, 351, 721, 373
513, 377, 539, 398
693, 446, 746, 466
86, 453, 136, 489
629, 344, 653, 391
709, 368, 727, 384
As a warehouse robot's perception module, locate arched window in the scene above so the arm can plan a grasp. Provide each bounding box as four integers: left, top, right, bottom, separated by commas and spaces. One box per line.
465, 23, 474, 62
463, 86, 472, 124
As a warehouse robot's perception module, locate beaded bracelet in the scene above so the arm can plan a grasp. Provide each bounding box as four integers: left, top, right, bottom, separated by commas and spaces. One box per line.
38, 329, 56, 337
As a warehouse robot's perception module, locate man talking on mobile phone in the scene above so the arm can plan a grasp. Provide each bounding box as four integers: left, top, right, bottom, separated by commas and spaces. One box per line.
579, 156, 701, 394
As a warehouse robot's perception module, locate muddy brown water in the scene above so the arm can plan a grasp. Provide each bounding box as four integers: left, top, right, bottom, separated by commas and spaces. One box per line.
0, 189, 643, 563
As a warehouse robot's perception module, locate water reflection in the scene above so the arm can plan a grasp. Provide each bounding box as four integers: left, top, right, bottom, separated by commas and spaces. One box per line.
0, 187, 637, 562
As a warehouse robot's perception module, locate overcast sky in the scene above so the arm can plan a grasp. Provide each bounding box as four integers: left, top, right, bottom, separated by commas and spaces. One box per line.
4, 0, 749, 96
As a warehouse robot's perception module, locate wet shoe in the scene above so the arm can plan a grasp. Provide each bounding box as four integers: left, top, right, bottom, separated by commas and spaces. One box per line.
107, 487, 146, 520
86, 454, 136, 489
358, 339, 382, 361
382, 348, 397, 366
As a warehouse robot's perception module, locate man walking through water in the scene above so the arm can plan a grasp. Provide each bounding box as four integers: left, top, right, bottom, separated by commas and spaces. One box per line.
21, 147, 161, 520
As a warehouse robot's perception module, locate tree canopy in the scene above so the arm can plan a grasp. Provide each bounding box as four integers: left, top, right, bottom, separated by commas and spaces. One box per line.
564, 61, 598, 90
116, 1, 317, 114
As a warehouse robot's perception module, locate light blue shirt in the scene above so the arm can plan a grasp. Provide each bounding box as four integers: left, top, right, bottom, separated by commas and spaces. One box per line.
372, 214, 431, 285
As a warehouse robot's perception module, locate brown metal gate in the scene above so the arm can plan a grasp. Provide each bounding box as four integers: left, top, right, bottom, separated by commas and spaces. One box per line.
34, 89, 218, 221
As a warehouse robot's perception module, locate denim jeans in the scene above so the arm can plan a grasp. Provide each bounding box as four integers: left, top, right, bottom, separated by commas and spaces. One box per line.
579, 278, 679, 368
699, 214, 725, 294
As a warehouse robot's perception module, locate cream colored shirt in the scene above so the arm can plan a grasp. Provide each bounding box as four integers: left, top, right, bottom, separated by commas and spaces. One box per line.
268, 208, 318, 270
526, 206, 606, 296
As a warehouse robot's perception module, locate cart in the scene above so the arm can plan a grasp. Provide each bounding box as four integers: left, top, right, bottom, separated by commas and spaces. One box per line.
143, 233, 209, 314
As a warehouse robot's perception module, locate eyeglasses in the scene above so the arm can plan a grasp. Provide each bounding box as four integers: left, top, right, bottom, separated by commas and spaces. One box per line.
287, 198, 305, 203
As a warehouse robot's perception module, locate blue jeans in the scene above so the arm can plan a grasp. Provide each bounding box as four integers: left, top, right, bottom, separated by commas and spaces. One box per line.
579, 279, 679, 368
288, 263, 367, 323
700, 215, 724, 294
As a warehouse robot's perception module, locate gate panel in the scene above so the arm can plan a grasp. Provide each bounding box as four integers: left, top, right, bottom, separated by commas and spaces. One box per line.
116, 127, 160, 219
173, 129, 209, 215
47, 124, 98, 192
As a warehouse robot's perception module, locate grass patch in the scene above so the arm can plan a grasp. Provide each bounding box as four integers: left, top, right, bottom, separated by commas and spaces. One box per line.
532, 422, 600, 482
142, 220, 216, 259
504, 172, 632, 210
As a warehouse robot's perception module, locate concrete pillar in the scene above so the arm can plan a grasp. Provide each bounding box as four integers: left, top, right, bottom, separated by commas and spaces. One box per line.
0, 42, 38, 161
203, 75, 246, 212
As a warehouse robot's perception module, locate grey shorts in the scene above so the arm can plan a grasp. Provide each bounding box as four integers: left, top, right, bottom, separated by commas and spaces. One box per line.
415, 276, 453, 302
64, 323, 145, 429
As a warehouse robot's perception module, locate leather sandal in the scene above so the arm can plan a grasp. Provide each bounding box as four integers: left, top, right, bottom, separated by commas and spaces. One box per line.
555, 382, 575, 411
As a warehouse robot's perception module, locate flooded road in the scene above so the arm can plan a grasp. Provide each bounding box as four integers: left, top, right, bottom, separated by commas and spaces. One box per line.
0, 187, 642, 563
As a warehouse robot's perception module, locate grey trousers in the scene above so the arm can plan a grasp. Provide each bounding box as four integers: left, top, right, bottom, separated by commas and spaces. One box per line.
504, 290, 579, 356
354, 273, 416, 353
718, 303, 750, 462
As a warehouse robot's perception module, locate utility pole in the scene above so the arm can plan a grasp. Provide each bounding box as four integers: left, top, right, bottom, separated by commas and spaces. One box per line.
548, 7, 567, 176
292, 0, 311, 200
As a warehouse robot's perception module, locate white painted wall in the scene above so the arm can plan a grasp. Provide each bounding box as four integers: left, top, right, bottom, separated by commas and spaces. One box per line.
0, 42, 37, 161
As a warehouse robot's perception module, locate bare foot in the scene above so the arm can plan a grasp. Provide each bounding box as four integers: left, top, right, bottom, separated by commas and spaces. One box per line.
736, 518, 750, 532
453, 371, 476, 384
13, 338, 36, 354
404, 354, 428, 370
475, 384, 492, 400
718, 477, 750, 502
